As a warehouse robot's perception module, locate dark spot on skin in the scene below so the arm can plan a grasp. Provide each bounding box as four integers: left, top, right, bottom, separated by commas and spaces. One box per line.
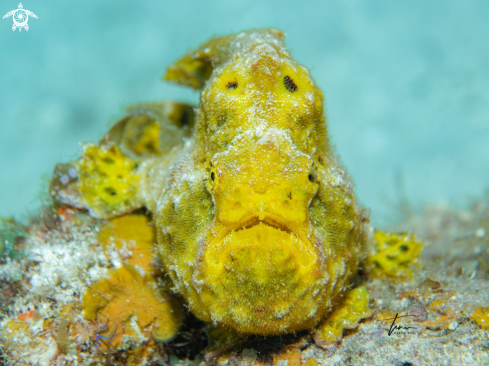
308, 171, 317, 183
399, 244, 409, 252
318, 156, 323, 164
211, 172, 215, 181
180, 109, 190, 126
105, 187, 117, 196
226, 80, 238, 90
284, 75, 298, 92
219, 139, 230, 148
287, 192, 292, 199
102, 157, 115, 164
216, 112, 228, 127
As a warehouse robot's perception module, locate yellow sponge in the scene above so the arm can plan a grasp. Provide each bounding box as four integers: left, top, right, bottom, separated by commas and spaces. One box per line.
366, 231, 423, 278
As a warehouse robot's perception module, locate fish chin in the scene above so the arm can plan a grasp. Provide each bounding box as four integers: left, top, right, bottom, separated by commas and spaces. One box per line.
192, 222, 328, 334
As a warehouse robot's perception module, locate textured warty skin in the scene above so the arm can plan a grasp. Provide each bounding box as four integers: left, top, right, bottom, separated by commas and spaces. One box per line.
51, 29, 371, 336
156, 29, 371, 334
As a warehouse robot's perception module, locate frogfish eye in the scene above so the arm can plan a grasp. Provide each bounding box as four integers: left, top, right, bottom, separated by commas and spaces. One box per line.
226, 80, 238, 90
308, 170, 317, 183
284, 75, 298, 93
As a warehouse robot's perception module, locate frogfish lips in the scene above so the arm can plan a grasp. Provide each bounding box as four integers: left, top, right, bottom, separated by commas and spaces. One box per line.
193, 221, 329, 335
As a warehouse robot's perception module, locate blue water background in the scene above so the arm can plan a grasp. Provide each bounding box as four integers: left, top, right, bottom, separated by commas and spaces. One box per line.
1, 0, 488, 225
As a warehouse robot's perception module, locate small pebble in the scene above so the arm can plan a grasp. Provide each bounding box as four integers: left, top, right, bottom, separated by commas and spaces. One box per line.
59, 174, 70, 185
475, 228, 486, 238
447, 321, 458, 331
408, 304, 427, 322
68, 167, 78, 179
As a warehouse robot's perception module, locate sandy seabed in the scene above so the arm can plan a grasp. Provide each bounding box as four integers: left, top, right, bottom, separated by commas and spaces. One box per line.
1, 195, 488, 366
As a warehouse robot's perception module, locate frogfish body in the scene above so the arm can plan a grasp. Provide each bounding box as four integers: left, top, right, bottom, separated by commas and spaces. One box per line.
50, 29, 371, 336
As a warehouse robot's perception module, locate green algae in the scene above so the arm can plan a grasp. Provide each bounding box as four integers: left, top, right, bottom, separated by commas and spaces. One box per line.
0, 217, 27, 259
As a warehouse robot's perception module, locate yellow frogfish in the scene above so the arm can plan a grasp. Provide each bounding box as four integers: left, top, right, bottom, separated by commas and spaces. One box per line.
50, 29, 371, 336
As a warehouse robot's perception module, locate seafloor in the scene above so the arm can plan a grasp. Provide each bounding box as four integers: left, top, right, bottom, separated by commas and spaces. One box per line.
1, 195, 489, 365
